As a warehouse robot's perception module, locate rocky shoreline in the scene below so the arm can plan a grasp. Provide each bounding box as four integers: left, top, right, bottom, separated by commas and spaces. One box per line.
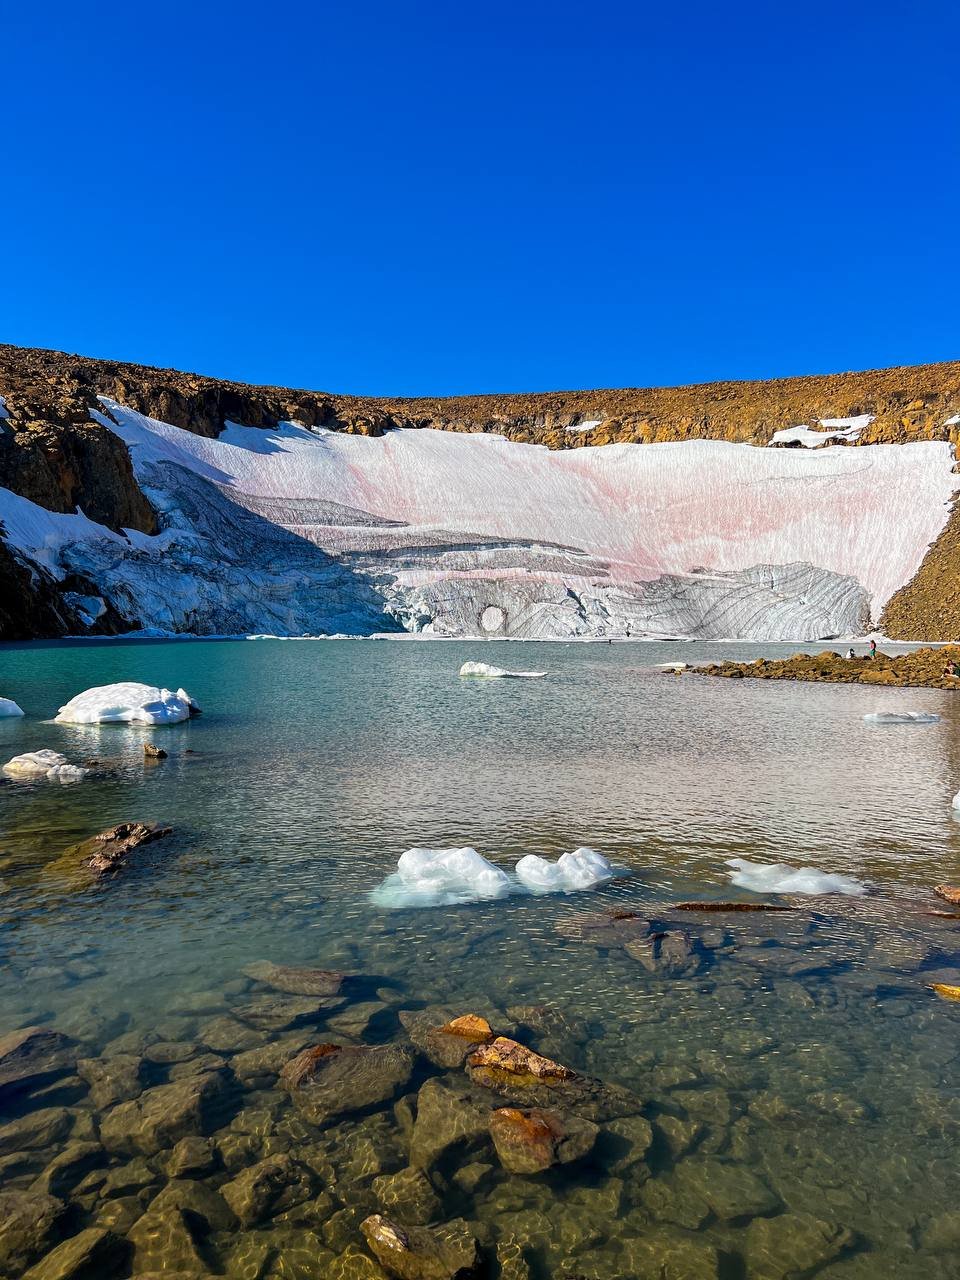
690, 645, 960, 688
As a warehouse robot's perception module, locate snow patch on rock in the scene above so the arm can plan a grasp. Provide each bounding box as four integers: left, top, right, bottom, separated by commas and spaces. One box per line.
726, 857, 865, 896
55, 682, 200, 725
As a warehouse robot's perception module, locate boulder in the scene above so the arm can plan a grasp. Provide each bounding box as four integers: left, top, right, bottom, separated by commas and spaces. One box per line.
674, 1158, 780, 1220
0, 1191, 70, 1278
465, 1037, 641, 1122
235, 994, 343, 1033
143, 744, 167, 760
934, 885, 960, 906
371, 1168, 442, 1225
76, 1054, 145, 1109
408, 1077, 491, 1172
165, 1137, 219, 1179
149, 1178, 237, 1232
0, 1027, 75, 1097
242, 960, 346, 996
219, 1154, 313, 1226
0, 1106, 73, 1156
127, 1207, 207, 1274
746, 1212, 855, 1278
99, 1070, 235, 1155
33, 1143, 107, 1198
399, 1013, 494, 1070
71, 823, 172, 876
360, 1215, 480, 1280
488, 1106, 598, 1174
20, 1228, 127, 1280
555, 910, 653, 948
280, 1043, 415, 1124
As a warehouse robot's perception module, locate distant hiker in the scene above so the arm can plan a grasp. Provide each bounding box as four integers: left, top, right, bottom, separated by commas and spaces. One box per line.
846, 647, 856, 659
869, 639, 877, 659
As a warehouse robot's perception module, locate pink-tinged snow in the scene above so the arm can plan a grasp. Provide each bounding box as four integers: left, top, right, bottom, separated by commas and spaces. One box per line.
97, 400, 959, 618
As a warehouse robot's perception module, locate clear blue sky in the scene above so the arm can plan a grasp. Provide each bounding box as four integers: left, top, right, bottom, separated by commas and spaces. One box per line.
3, 1, 958, 396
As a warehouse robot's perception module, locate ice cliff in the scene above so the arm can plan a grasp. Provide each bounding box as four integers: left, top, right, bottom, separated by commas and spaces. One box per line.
0, 393, 957, 641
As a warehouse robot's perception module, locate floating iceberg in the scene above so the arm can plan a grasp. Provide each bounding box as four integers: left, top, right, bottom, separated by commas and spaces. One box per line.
952, 790, 960, 810
863, 711, 941, 725
515, 847, 615, 894
372, 844, 619, 908
55, 682, 200, 726
726, 857, 865, 896
458, 662, 546, 679
371, 846, 513, 908
0, 698, 24, 717
3, 750, 86, 783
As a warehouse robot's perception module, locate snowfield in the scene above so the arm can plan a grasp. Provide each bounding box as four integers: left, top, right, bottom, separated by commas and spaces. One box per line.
0, 397, 956, 640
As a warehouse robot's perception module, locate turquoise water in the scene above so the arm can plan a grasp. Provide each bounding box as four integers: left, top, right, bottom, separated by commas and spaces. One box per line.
2, 637, 960, 1278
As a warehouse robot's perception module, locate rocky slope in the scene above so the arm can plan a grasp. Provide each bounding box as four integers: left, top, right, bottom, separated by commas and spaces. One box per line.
1, 343, 958, 641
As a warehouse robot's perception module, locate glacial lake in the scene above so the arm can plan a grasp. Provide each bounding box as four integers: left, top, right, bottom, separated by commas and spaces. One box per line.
2, 636, 960, 1279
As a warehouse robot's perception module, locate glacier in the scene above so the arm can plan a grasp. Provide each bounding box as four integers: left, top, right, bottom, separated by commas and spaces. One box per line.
0, 395, 957, 641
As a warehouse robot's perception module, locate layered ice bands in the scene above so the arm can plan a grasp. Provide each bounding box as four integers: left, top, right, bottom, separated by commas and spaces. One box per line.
2, 396, 957, 640
55, 682, 200, 725
726, 857, 866, 896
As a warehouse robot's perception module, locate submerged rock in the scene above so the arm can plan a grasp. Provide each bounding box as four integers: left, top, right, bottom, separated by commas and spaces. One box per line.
488, 1106, 598, 1173
21, 1227, 127, 1280
280, 1043, 416, 1124
555, 910, 652, 948
399, 1011, 494, 1069
235, 994, 343, 1032
746, 1212, 855, 1278
127, 1206, 207, 1274
674, 1158, 780, 1220
409, 1077, 492, 1172
466, 1037, 574, 1090
99, 1070, 235, 1155
371, 1168, 442, 1225
0, 1027, 75, 1098
242, 960, 346, 996
0, 1190, 71, 1277
76, 1053, 145, 1109
934, 885, 960, 906
360, 1215, 480, 1280
220, 1154, 314, 1226
73, 822, 173, 876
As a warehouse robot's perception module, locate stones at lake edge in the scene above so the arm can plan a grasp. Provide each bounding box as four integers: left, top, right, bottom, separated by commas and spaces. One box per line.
99, 1070, 235, 1156
242, 960, 346, 997
70, 823, 173, 877
0, 1027, 75, 1098
488, 1106, 598, 1174
360, 1215, 480, 1280
399, 1011, 494, 1069
280, 1043, 416, 1124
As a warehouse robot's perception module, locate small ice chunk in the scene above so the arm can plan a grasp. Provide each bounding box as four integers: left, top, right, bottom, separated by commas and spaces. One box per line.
3, 750, 87, 783
656, 662, 688, 671
55, 682, 199, 725
863, 711, 940, 725
726, 857, 865, 896
371, 846, 512, 908
952, 789, 960, 810
515, 847, 615, 894
458, 661, 546, 679
0, 698, 24, 717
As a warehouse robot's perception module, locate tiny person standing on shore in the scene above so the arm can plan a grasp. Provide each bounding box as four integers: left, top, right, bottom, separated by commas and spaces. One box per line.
869, 638, 877, 659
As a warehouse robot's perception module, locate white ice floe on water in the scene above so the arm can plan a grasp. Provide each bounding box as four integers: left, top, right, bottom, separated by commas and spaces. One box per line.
863, 711, 941, 725
726, 857, 865, 896
3, 750, 86, 783
55, 682, 200, 726
458, 662, 546, 679
515, 847, 615, 894
371, 844, 618, 907
370, 847, 513, 908
0, 698, 24, 718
